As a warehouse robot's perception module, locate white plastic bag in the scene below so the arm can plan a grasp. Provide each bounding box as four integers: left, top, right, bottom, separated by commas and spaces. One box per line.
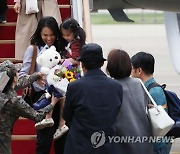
26, 0, 39, 14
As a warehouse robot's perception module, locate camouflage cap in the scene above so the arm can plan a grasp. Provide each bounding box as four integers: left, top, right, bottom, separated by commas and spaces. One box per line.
0, 60, 22, 78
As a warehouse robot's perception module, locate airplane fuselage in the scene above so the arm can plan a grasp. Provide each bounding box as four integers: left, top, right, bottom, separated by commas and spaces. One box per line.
92, 0, 180, 12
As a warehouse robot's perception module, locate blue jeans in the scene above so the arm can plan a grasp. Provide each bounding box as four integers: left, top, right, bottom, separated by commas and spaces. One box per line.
154, 143, 172, 154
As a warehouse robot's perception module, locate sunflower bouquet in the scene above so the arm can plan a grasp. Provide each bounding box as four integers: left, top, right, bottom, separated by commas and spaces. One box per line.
47, 59, 81, 95
55, 59, 81, 81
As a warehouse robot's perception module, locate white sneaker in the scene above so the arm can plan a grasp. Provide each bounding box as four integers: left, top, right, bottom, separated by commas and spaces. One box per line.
53, 125, 69, 140
35, 118, 54, 130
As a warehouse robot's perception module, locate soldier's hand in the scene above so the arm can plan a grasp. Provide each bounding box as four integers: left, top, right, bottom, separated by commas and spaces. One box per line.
14, 2, 21, 14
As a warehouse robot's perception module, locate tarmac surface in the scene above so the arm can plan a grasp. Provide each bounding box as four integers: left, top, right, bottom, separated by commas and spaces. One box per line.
91, 24, 180, 154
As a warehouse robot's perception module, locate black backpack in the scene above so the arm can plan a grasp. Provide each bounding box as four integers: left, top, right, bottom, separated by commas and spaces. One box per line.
147, 82, 180, 138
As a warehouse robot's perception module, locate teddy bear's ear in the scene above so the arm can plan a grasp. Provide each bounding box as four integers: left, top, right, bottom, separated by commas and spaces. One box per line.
36, 56, 42, 66
50, 46, 56, 51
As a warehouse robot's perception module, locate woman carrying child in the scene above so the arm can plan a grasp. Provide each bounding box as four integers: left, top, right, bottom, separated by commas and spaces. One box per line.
19, 16, 62, 154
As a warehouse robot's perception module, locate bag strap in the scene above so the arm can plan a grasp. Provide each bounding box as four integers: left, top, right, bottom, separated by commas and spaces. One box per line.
29, 45, 37, 75
147, 82, 167, 93
147, 82, 160, 91
24, 45, 37, 97
139, 79, 158, 106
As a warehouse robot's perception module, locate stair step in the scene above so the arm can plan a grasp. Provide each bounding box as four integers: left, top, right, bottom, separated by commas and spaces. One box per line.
60, 8, 71, 19
13, 118, 36, 135
6, 8, 70, 23
7, 8, 17, 22
7, 0, 71, 4
12, 135, 37, 140
0, 25, 16, 40
0, 44, 15, 58
59, 4, 71, 8
11, 140, 37, 154
0, 22, 16, 26
57, 0, 70, 4
7, 4, 71, 8
7, 5, 14, 9
0, 40, 15, 44
0, 58, 22, 63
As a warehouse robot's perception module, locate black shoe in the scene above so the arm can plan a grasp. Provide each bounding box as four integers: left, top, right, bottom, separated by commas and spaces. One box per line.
0, 20, 6, 24
0, 13, 7, 24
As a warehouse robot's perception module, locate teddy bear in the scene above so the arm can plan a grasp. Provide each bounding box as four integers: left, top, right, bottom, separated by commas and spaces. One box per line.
36, 46, 61, 75
34, 46, 80, 110
33, 46, 62, 110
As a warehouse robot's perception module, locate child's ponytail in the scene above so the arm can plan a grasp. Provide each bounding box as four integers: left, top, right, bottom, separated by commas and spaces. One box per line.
77, 26, 86, 46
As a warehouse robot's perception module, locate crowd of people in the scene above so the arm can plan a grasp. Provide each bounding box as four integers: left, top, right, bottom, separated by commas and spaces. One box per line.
0, 2, 172, 154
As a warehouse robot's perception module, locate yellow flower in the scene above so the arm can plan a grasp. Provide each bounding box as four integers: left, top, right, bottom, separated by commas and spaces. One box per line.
69, 78, 76, 82
65, 71, 74, 79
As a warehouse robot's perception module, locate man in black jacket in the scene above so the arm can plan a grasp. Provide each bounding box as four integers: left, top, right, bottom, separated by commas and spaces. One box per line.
62, 43, 123, 154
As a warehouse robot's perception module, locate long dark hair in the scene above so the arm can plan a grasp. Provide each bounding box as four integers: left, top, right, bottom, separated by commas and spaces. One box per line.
60, 18, 86, 46
31, 16, 61, 51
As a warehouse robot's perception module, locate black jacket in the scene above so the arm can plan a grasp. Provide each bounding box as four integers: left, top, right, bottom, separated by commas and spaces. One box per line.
63, 68, 123, 154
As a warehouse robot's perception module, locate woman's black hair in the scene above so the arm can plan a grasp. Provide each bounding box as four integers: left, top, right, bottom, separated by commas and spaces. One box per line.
60, 18, 86, 46
31, 16, 61, 51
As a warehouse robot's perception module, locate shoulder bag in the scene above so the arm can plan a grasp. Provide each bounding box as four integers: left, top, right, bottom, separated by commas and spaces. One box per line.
26, 0, 39, 14
139, 79, 175, 137
23, 45, 37, 107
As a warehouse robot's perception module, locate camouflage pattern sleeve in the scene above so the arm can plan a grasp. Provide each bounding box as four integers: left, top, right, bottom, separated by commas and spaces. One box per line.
0, 93, 9, 113
3, 96, 54, 122
15, 72, 40, 90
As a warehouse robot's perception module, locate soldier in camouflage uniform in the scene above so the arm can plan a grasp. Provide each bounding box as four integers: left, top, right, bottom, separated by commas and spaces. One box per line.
0, 60, 59, 154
